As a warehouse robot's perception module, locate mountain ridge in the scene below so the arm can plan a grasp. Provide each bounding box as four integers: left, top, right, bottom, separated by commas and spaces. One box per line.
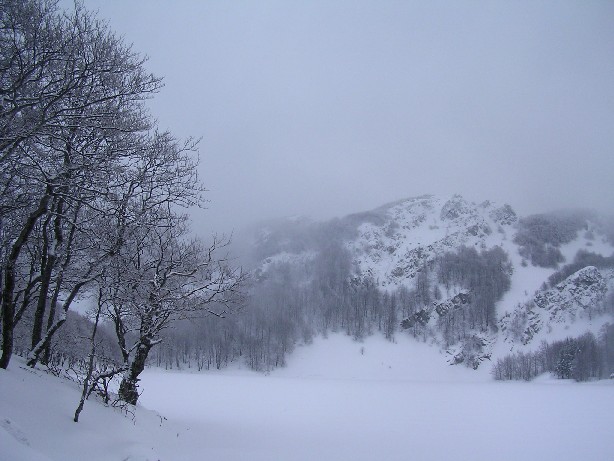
249, 193, 614, 372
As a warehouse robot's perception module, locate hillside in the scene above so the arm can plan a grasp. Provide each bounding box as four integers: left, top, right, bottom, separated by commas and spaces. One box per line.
219, 194, 614, 374
0, 357, 186, 461
132, 194, 614, 380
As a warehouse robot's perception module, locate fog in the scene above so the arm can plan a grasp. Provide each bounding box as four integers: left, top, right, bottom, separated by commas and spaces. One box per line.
75, 0, 614, 235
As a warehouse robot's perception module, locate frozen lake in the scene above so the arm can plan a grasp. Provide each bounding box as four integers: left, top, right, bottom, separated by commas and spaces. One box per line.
140, 335, 614, 461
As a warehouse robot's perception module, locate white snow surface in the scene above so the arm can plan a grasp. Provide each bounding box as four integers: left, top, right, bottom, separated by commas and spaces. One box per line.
3, 334, 614, 461
0, 357, 188, 461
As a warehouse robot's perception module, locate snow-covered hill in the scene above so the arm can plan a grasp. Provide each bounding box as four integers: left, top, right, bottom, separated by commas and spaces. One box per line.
253, 194, 614, 369
346, 195, 516, 288
0, 357, 186, 461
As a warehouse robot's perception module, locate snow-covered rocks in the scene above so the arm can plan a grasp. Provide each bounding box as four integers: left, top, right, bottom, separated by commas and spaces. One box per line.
534, 266, 607, 321
501, 266, 611, 346
347, 194, 516, 289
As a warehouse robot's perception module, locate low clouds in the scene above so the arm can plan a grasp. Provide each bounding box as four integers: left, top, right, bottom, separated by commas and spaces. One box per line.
79, 0, 614, 232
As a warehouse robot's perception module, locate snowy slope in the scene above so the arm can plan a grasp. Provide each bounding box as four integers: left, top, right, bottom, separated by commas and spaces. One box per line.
253, 194, 614, 367
0, 357, 186, 461
272, 333, 489, 382
346, 194, 516, 289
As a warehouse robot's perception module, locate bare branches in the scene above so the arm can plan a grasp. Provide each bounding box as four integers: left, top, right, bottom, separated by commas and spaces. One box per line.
1, 0, 169, 370
1, 2, 245, 404
102, 213, 244, 404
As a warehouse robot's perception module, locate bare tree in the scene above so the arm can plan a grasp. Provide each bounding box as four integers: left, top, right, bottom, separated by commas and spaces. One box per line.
99, 209, 244, 404
1, 0, 162, 369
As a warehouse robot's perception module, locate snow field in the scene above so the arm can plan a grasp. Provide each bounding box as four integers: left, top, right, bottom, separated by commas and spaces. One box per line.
140, 334, 614, 461
2, 334, 613, 460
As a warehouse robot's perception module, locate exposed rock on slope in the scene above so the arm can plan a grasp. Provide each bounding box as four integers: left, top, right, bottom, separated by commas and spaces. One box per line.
401, 290, 471, 329
500, 266, 610, 346
345, 194, 517, 288
534, 266, 607, 318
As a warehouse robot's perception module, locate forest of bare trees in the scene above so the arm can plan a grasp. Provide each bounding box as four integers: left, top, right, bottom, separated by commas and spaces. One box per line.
492, 328, 614, 382
0, 0, 244, 412
148, 241, 515, 373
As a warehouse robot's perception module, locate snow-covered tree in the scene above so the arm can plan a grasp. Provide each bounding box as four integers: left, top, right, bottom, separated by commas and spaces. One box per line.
1, 1, 245, 383
1, 0, 161, 369
98, 208, 244, 404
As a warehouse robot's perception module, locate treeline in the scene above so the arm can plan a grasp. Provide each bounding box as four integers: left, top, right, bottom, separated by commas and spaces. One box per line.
151, 243, 396, 371
546, 250, 614, 288
514, 211, 593, 268
492, 327, 614, 381
151, 244, 513, 371
0, 0, 243, 412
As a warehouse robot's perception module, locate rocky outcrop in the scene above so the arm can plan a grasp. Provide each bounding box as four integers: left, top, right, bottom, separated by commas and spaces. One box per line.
445, 333, 494, 369
400, 290, 471, 329
348, 195, 517, 288
500, 266, 609, 345
440, 194, 475, 222
434, 291, 471, 316
534, 266, 607, 320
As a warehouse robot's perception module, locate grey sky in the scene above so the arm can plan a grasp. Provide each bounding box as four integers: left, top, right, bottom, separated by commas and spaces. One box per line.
74, 0, 614, 234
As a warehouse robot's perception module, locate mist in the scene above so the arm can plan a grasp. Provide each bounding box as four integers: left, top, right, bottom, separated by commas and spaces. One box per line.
75, 0, 614, 235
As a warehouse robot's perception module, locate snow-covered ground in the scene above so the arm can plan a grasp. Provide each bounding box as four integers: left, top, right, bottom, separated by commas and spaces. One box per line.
0, 357, 186, 461
2, 333, 613, 460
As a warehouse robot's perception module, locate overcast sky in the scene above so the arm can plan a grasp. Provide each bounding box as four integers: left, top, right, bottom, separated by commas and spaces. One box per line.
72, 0, 614, 235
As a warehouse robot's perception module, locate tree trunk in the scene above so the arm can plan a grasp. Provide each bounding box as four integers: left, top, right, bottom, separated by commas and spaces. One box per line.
118, 341, 152, 405
31, 253, 55, 352
74, 288, 103, 422
42, 283, 61, 365
27, 278, 88, 367
1, 192, 51, 369
33, 197, 63, 356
